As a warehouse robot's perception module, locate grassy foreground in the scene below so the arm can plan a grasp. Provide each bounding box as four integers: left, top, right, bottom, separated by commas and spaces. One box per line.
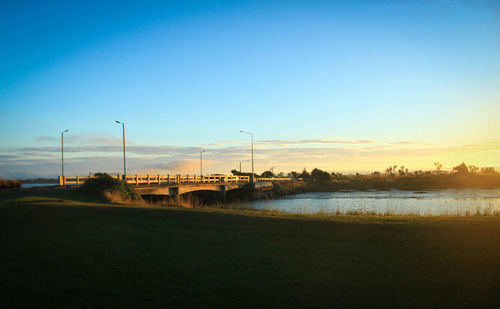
1, 196, 500, 308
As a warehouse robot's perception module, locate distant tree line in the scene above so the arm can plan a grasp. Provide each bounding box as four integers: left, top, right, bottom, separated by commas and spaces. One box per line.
230, 170, 259, 178
266, 162, 497, 184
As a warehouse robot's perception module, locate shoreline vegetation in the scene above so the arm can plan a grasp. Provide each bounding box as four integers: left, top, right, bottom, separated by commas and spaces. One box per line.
273, 173, 500, 196
270, 163, 499, 195
0, 179, 21, 189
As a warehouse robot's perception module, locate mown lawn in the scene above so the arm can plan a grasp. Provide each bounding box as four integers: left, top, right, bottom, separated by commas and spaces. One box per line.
1, 196, 499, 308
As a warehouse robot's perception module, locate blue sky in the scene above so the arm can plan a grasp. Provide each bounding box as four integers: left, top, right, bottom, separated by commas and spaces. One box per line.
1, 0, 499, 178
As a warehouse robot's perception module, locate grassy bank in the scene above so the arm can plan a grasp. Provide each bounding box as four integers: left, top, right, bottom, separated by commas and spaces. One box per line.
1, 195, 500, 308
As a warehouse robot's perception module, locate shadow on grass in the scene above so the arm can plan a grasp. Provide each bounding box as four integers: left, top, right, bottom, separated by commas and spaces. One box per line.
42, 188, 110, 204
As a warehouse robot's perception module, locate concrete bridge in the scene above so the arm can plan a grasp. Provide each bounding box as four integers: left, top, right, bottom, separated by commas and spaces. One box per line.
135, 181, 274, 200
59, 174, 292, 200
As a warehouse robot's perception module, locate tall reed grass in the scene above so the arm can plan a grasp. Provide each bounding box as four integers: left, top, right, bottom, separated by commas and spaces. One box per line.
244, 198, 500, 217
104, 190, 205, 208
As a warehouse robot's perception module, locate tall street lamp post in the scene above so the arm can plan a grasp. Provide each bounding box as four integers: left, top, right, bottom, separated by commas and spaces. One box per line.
240, 131, 254, 183
61, 129, 69, 185
200, 150, 205, 178
115, 121, 127, 179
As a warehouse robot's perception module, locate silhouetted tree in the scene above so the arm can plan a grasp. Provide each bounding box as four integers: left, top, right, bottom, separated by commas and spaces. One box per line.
452, 162, 468, 174
480, 167, 496, 174
299, 168, 310, 179
385, 165, 397, 179
434, 162, 443, 172
231, 170, 257, 178
331, 172, 343, 179
468, 165, 478, 174
261, 171, 274, 178
310, 168, 331, 182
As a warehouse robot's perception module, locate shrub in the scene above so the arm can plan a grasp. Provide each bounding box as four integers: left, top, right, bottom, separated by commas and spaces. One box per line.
80, 173, 141, 202
0, 179, 22, 189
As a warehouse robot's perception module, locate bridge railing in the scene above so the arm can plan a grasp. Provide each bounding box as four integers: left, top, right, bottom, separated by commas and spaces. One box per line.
58, 174, 293, 186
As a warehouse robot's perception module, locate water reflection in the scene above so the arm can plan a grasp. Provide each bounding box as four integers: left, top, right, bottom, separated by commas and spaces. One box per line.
21, 183, 57, 188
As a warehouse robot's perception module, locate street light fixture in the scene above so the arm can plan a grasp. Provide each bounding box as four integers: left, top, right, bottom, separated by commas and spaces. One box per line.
200, 149, 206, 178
61, 129, 69, 185
115, 121, 126, 178
240, 130, 254, 183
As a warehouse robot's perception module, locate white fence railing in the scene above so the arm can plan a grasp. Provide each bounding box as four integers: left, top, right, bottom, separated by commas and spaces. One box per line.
58, 174, 292, 186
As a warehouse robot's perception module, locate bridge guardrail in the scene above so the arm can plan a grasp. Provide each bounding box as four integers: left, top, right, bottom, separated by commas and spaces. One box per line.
59, 174, 293, 186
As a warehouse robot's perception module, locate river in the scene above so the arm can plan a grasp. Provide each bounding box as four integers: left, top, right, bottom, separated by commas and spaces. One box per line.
238, 189, 500, 216
21, 183, 57, 188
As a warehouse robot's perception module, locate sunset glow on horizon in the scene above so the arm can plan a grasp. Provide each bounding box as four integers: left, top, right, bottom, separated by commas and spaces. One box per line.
1, 0, 499, 178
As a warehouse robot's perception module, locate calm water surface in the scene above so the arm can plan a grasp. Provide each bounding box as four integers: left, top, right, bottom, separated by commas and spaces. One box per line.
22, 183, 57, 188
241, 189, 500, 216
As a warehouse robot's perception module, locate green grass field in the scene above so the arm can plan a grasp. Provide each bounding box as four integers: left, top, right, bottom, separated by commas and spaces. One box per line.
1, 195, 500, 308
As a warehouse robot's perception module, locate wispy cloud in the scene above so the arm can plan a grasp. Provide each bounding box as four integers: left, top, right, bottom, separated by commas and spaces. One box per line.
0, 154, 24, 160
389, 141, 425, 145
150, 159, 215, 173
208, 140, 242, 146
34, 133, 136, 145
4, 145, 200, 156
255, 138, 376, 146
2, 138, 499, 178
34, 136, 58, 143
